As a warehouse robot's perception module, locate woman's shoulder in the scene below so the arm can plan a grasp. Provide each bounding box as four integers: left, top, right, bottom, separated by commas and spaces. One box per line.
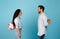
14, 17, 19, 22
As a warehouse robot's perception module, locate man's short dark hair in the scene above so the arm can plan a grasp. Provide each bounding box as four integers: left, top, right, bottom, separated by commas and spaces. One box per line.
38, 5, 45, 11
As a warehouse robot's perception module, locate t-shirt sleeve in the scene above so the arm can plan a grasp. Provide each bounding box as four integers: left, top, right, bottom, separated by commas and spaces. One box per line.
42, 15, 48, 26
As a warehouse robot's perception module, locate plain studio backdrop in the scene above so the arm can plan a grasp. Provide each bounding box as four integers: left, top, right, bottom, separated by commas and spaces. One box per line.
0, 0, 60, 39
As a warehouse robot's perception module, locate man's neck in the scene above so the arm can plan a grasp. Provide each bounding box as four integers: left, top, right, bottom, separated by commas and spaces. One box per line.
40, 12, 44, 15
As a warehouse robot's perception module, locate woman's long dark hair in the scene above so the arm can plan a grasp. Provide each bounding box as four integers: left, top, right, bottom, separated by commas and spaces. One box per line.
12, 9, 21, 26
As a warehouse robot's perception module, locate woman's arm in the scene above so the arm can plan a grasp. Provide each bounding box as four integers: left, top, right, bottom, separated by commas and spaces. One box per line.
16, 28, 20, 36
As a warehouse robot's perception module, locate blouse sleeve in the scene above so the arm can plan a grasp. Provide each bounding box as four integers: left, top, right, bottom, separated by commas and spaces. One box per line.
14, 18, 19, 28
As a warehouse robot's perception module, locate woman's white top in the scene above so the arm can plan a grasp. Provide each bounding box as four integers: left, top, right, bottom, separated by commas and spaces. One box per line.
14, 17, 22, 29
38, 13, 48, 36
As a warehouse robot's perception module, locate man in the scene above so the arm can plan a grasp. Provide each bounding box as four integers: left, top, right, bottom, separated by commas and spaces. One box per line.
37, 5, 51, 39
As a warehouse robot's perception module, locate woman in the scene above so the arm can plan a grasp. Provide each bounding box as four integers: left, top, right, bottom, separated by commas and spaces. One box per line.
12, 9, 22, 39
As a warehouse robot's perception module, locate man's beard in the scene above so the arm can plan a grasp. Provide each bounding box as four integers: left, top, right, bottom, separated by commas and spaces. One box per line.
38, 11, 41, 14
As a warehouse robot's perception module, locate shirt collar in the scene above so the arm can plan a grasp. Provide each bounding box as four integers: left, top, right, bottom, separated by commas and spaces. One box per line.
40, 12, 45, 16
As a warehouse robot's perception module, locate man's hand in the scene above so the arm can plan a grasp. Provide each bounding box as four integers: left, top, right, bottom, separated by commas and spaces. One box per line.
47, 19, 51, 24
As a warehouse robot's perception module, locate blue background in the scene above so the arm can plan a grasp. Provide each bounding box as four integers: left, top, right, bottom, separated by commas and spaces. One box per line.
0, 0, 60, 39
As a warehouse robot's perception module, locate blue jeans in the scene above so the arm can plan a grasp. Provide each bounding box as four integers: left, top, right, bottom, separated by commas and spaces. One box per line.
39, 34, 45, 39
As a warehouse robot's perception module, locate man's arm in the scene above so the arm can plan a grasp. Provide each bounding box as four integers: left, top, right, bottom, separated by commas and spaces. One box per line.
43, 16, 48, 26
